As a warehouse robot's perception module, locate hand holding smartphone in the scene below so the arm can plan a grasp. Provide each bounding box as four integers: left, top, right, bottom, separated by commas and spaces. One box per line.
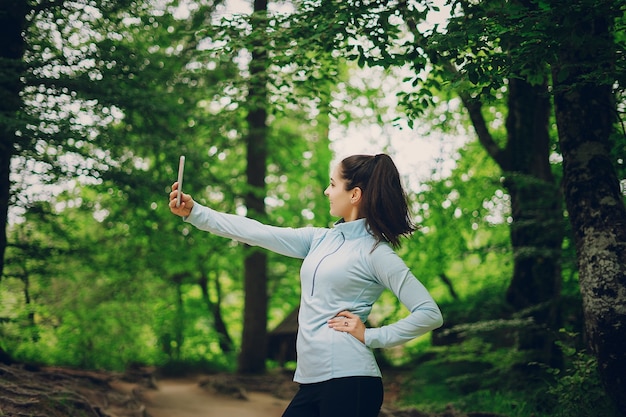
176, 155, 185, 207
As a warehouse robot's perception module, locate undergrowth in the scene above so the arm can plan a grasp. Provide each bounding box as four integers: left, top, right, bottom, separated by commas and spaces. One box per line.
397, 331, 621, 417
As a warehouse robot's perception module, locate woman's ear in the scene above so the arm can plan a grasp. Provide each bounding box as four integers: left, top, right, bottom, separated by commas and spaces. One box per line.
351, 187, 362, 205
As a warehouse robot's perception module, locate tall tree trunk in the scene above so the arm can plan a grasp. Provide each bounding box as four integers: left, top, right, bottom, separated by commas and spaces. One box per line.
238, 0, 269, 375
502, 79, 563, 310
0, 0, 28, 279
502, 79, 563, 366
460, 80, 564, 338
459, 78, 563, 366
552, 10, 626, 414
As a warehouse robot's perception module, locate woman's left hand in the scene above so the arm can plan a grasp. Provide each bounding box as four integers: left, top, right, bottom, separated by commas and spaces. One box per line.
328, 310, 366, 344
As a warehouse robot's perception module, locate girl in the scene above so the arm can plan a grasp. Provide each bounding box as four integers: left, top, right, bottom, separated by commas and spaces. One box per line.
169, 153, 443, 417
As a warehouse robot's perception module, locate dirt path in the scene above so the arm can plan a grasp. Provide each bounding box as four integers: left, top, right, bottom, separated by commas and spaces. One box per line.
0, 363, 470, 417
137, 378, 290, 417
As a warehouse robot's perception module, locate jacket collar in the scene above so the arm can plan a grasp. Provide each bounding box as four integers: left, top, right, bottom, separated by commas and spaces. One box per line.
333, 218, 371, 239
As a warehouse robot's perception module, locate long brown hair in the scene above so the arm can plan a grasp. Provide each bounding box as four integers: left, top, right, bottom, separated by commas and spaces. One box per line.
340, 154, 416, 248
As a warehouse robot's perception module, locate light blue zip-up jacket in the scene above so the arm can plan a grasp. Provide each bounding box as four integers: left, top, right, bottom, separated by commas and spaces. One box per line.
185, 203, 443, 384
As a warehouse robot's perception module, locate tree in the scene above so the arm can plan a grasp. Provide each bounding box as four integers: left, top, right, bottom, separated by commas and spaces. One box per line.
0, 0, 241, 367
200, 0, 344, 373
414, 0, 626, 410
0, 0, 28, 279
417, 0, 626, 408
239, 0, 271, 374
413, 1, 565, 364
549, 0, 626, 412
441, 0, 626, 409
0, 0, 147, 280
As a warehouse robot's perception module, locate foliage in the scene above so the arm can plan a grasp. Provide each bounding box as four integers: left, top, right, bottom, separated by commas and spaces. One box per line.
545, 334, 621, 417
400, 338, 549, 416
2, 0, 336, 371
3, 0, 623, 415
396, 328, 623, 417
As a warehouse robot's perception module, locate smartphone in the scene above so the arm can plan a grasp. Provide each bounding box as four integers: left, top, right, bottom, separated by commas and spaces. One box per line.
176, 155, 185, 207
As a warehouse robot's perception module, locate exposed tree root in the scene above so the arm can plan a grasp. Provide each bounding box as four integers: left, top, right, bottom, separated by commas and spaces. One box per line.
0, 363, 150, 417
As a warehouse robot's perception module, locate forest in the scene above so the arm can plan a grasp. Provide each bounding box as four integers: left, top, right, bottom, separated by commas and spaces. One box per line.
1, 0, 625, 416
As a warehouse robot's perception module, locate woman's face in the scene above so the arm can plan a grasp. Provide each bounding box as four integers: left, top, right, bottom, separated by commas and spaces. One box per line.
324, 164, 358, 220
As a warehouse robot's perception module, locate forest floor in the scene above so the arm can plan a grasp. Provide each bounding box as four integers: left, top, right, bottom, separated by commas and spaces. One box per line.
0, 362, 499, 417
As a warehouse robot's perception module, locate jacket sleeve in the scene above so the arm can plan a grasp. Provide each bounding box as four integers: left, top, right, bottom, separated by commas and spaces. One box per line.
184, 203, 317, 259
363, 245, 443, 349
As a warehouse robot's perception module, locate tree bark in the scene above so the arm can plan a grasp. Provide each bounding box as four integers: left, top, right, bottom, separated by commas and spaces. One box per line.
502, 79, 563, 312
0, 0, 29, 279
503, 79, 563, 366
460, 79, 564, 365
552, 10, 626, 414
238, 0, 269, 375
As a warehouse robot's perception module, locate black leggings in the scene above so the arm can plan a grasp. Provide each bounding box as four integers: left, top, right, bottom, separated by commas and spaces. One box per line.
281, 376, 383, 417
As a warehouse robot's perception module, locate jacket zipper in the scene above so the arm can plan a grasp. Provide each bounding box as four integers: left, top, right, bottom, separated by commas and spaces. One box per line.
311, 232, 345, 296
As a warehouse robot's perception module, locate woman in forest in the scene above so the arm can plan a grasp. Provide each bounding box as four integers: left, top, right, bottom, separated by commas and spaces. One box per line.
169, 153, 443, 417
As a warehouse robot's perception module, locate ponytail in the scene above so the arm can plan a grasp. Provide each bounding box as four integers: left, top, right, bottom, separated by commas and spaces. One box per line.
340, 154, 415, 248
